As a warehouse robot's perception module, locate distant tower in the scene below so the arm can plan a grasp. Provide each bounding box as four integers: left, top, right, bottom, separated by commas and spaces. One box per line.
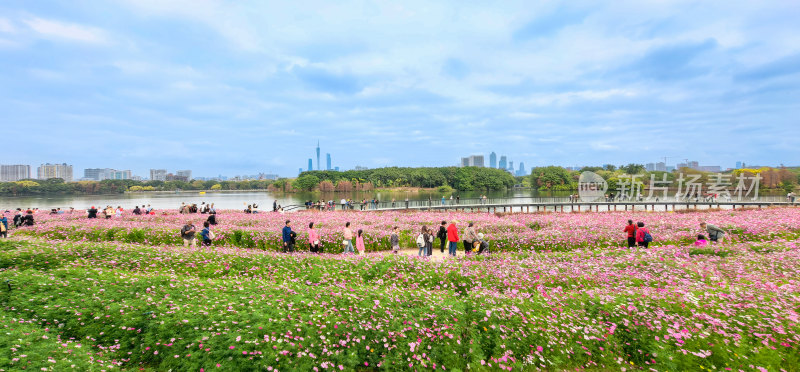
316, 140, 321, 171
499, 156, 507, 170
489, 152, 497, 168
308, 158, 313, 172
508, 161, 514, 172
518, 162, 525, 176
326, 153, 332, 170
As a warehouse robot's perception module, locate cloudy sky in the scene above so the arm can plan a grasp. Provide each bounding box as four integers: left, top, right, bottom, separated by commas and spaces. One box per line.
1, 1, 799, 178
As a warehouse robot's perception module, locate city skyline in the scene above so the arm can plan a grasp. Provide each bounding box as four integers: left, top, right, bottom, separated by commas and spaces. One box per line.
1, 1, 799, 176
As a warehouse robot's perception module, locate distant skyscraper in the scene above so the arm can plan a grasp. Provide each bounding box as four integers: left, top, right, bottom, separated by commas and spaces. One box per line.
316, 140, 321, 171
299, 168, 303, 175
307, 158, 313, 172
37, 163, 73, 182
498, 156, 507, 170
735, 161, 742, 169
470, 155, 485, 167
176, 170, 192, 181
688, 161, 699, 170
508, 161, 514, 172
150, 169, 167, 181
645, 163, 655, 172
461, 157, 470, 167
489, 152, 497, 168
656, 162, 666, 172
517, 162, 526, 176
335, 167, 340, 171
1, 164, 31, 181
326, 153, 332, 170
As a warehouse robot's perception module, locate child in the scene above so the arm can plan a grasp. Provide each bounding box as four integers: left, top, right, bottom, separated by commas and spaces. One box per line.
356, 229, 365, 255
694, 234, 708, 247
390, 226, 400, 254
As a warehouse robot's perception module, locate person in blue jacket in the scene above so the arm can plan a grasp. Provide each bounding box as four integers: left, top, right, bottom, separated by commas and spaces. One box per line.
282, 220, 294, 253
0, 214, 8, 238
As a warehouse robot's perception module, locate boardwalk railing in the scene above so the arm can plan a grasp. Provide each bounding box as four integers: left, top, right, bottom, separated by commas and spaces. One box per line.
297, 196, 797, 213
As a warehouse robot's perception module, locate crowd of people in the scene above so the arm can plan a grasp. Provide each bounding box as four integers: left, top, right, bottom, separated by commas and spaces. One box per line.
621, 219, 728, 248
274, 218, 490, 257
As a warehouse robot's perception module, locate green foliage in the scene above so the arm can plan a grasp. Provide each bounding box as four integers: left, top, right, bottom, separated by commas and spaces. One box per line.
294, 174, 320, 191
529, 166, 576, 190
300, 167, 514, 191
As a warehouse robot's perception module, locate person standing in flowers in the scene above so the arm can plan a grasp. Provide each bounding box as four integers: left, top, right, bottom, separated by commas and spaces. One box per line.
447, 220, 459, 257
22, 210, 34, 226
0, 214, 8, 238
343, 222, 355, 254
200, 221, 213, 247
700, 222, 728, 244
635, 222, 651, 248
390, 226, 400, 254
180, 220, 197, 248
282, 220, 294, 253
356, 229, 365, 255
464, 222, 479, 255
623, 219, 637, 248
437, 221, 447, 253
416, 227, 427, 256
424, 226, 434, 256
308, 222, 321, 253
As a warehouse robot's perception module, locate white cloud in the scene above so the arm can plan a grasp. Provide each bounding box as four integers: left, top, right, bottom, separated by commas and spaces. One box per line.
0, 18, 15, 33
23, 17, 109, 44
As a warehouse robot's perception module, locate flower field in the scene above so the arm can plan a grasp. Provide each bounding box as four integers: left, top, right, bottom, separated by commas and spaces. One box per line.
1, 208, 799, 371
10, 208, 800, 253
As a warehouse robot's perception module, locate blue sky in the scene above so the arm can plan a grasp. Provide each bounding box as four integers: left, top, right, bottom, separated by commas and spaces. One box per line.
1, 0, 799, 178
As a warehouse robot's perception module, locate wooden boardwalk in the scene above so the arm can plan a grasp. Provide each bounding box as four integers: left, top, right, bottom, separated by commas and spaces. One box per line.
364, 201, 797, 213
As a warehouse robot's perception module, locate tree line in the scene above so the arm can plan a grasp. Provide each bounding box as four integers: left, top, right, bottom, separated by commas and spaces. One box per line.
293, 167, 516, 191
529, 165, 799, 192
0, 167, 517, 196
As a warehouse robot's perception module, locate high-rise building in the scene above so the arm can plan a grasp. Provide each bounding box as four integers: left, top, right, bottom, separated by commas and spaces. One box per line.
517, 162, 526, 176
1, 164, 31, 182
298, 168, 303, 175
489, 152, 497, 168
335, 167, 340, 171
735, 161, 743, 169
688, 161, 699, 170
84, 168, 128, 181
316, 141, 321, 171
655, 162, 666, 172
37, 163, 73, 182
508, 161, 514, 173
460, 157, 470, 167
176, 170, 192, 181
470, 155, 484, 167
307, 159, 313, 172
150, 169, 167, 181
645, 163, 655, 172
498, 156, 507, 170
326, 153, 332, 170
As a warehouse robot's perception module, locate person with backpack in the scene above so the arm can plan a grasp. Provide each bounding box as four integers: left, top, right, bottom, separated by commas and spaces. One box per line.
635, 222, 652, 248
180, 220, 197, 248
87, 206, 98, 219
416, 226, 427, 257
437, 221, 447, 253
0, 214, 8, 238
623, 219, 637, 248
200, 221, 213, 247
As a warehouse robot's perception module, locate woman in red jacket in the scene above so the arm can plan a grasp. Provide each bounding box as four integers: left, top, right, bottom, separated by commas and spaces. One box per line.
635, 221, 651, 248
446, 220, 459, 257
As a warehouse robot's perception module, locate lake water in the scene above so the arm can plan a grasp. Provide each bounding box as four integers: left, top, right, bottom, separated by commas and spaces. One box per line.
0, 189, 787, 211
0, 190, 568, 211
